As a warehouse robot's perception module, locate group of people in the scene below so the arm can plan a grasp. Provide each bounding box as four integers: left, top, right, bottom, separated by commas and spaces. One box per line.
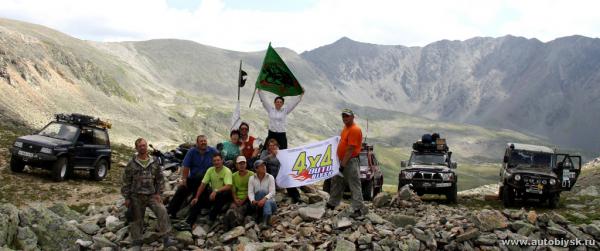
120, 90, 368, 250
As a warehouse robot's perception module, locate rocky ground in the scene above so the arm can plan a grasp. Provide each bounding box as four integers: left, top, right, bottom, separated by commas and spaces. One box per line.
1, 166, 600, 251
1, 121, 600, 250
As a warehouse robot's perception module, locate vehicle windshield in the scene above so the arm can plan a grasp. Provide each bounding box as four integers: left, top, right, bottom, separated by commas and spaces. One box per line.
359, 153, 369, 166
38, 122, 79, 141
509, 150, 552, 168
410, 153, 447, 165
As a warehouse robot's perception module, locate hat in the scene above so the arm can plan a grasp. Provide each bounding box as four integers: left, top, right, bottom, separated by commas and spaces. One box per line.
253, 159, 266, 169
236, 156, 247, 163
341, 108, 354, 116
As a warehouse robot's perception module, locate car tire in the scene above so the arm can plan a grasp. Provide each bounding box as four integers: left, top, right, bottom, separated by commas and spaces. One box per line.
446, 184, 457, 204
502, 185, 514, 207
10, 156, 25, 173
90, 158, 108, 181
52, 157, 69, 182
548, 192, 560, 209
362, 179, 374, 201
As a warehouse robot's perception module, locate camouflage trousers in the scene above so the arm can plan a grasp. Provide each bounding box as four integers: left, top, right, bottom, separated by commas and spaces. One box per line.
130, 194, 172, 245
327, 157, 368, 214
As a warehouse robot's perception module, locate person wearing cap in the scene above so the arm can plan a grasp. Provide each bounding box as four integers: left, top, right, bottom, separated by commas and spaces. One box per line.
224, 155, 255, 229
248, 159, 277, 228
326, 109, 368, 216
186, 153, 233, 227
257, 89, 304, 150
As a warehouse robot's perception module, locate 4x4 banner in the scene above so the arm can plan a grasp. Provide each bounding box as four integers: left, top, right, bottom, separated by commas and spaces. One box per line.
275, 136, 340, 188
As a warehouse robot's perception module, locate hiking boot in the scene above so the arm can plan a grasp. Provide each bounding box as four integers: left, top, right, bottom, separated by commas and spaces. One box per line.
163, 236, 177, 248
325, 203, 336, 210
260, 215, 271, 230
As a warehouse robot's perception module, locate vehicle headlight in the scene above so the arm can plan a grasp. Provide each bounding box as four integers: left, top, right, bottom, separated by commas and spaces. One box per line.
542, 180, 547, 185
14, 141, 23, 148
402, 171, 415, 179
549, 179, 556, 185
40, 147, 53, 154
440, 173, 453, 181
514, 174, 521, 181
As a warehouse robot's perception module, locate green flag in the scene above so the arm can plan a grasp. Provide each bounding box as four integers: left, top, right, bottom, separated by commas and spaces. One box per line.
255, 43, 304, 96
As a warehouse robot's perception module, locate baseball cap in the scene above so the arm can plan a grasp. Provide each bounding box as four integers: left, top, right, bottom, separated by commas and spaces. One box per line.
236, 156, 247, 163
253, 159, 266, 169
341, 108, 354, 116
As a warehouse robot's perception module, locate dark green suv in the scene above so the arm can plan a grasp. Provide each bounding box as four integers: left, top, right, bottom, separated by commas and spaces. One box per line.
10, 114, 112, 181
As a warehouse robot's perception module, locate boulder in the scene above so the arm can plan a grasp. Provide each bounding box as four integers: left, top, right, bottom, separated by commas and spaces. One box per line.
18, 205, 90, 251
334, 238, 355, 251
92, 236, 118, 249
48, 203, 83, 222
455, 228, 480, 242
77, 222, 100, 235
220, 226, 245, 242
14, 226, 37, 251
0, 204, 20, 247
471, 209, 509, 232
175, 231, 194, 245
365, 212, 386, 225
397, 185, 412, 201
372, 193, 392, 208
390, 214, 417, 228
576, 186, 599, 197
298, 206, 325, 221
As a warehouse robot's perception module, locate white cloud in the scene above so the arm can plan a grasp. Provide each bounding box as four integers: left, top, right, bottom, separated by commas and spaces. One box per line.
0, 0, 599, 52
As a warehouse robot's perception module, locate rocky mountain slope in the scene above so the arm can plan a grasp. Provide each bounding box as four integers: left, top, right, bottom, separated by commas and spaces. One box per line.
302, 36, 600, 153
0, 17, 563, 189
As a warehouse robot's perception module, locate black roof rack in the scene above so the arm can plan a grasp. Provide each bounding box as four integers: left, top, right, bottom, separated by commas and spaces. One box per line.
55, 113, 112, 129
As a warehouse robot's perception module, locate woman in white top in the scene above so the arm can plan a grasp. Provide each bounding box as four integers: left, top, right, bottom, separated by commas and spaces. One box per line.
258, 89, 303, 149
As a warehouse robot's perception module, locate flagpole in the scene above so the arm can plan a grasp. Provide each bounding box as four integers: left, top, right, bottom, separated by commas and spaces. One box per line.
249, 87, 257, 108
237, 60, 242, 101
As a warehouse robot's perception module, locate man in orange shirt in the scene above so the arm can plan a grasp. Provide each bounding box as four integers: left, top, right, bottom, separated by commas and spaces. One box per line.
326, 109, 368, 216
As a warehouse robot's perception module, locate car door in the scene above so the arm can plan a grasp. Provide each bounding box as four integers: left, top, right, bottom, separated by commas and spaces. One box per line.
555, 154, 581, 191
73, 127, 97, 167
92, 128, 111, 165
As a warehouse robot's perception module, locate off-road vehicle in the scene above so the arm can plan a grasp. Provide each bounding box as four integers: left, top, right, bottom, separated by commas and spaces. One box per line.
499, 143, 581, 208
10, 113, 112, 181
323, 142, 384, 201
398, 134, 458, 203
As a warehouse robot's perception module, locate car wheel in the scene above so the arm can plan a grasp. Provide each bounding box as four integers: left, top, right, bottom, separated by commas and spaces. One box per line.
502, 185, 514, 207
446, 184, 457, 204
362, 179, 374, 201
10, 156, 25, 173
52, 157, 69, 182
90, 159, 108, 181
548, 193, 560, 209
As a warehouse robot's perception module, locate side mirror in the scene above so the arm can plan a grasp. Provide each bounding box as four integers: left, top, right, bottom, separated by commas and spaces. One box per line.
451, 162, 457, 169
503, 156, 509, 163
400, 161, 407, 168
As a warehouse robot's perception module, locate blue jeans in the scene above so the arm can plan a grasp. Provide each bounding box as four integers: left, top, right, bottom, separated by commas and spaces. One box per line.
254, 191, 276, 217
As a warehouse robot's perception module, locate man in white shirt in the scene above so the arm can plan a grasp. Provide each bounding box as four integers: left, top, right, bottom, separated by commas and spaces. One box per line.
248, 159, 277, 228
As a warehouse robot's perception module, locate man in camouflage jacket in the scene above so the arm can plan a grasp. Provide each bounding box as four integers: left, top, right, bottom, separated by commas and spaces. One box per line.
122, 138, 174, 250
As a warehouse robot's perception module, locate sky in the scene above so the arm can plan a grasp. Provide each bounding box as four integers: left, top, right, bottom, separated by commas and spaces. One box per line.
1, 0, 599, 52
